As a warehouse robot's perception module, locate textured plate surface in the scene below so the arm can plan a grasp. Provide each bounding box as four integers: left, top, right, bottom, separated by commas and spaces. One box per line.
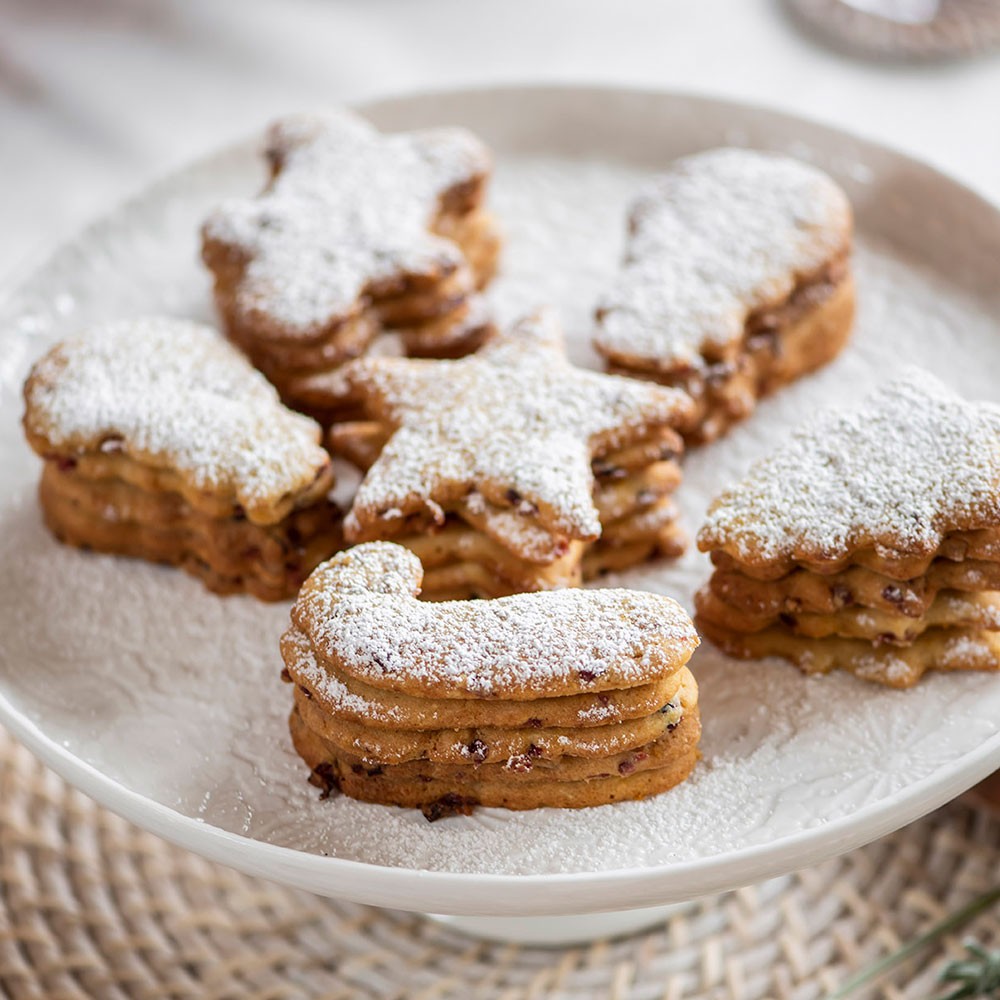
1, 86, 999, 916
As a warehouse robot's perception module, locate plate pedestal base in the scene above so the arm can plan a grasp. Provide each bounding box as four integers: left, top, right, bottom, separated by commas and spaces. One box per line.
426, 902, 694, 946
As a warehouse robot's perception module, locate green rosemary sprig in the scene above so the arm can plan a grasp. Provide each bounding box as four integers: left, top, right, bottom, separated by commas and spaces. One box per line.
935, 940, 1000, 1000
825, 888, 1000, 999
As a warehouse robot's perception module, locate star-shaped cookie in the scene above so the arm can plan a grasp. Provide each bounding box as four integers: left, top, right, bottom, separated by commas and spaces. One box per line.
326, 308, 694, 549
698, 368, 1000, 573
202, 110, 494, 338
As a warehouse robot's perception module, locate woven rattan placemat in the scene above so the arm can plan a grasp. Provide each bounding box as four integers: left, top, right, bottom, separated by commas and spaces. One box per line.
1, 730, 997, 1000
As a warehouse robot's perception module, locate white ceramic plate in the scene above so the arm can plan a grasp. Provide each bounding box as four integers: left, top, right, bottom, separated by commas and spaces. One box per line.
2, 86, 999, 918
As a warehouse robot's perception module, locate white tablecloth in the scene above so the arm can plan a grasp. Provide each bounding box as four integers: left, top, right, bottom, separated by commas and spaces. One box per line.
3, 0, 999, 282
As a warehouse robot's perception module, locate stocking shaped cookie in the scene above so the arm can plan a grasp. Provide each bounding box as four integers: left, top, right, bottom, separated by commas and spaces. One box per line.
282, 542, 701, 815
319, 308, 694, 599
202, 111, 502, 421
23, 318, 342, 601
695, 369, 1000, 686
594, 148, 854, 444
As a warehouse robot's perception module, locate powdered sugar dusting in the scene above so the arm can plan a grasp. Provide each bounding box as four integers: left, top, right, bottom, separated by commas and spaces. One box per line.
341, 309, 692, 541
853, 631, 1000, 686
23, 317, 330, 522
699, 369, 1000, 563
947, 591, 1000, 628
294, 543, 697, 697
202, 111, 489, 334
464, 491, 562, 562
594, 148, 850, 368
283, 627, 403, 726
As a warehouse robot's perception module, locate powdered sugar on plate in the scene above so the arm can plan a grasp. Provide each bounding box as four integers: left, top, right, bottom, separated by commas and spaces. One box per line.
1, 121, 999, 884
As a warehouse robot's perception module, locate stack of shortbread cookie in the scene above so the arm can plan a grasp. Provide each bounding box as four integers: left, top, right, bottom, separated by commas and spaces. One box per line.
22, 318, 342, 601
594, 147, 854, 444
202, 111, 501, 423
282, 543, 701, 815
696, 370, 1000, 687
324, 310, 694, 600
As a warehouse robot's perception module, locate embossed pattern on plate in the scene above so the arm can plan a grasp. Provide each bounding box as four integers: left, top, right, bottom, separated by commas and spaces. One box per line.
0, 88, 998, 916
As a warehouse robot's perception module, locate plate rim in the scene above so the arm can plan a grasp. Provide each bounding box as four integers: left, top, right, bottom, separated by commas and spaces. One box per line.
3, 82, 1000, 916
